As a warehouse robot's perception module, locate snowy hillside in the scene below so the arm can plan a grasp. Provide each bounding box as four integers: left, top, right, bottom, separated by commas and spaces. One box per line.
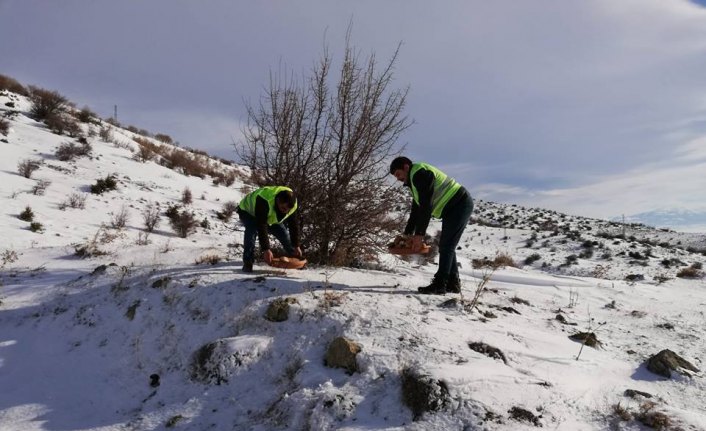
1, 88, 705, 431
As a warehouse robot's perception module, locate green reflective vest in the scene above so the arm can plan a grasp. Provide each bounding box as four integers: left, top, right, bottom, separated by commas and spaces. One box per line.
410, 162, 461, 218
238, 186, 298, 225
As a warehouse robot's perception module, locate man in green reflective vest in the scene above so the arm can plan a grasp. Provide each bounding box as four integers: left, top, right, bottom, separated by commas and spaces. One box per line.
237, 186, 302, 272
390, 156, 474, 294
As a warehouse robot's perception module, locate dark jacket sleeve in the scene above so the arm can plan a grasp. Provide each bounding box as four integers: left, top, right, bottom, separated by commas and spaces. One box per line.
404, 202, 419, 235
409, 168, 434, 236
254, 196, 271, 251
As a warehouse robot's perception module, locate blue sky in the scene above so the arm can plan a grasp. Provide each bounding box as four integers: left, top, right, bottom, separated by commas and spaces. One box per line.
2, 0, 706, 231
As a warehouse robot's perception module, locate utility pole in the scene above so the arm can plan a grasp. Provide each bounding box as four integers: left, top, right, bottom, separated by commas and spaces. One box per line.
114, 105, 118, 122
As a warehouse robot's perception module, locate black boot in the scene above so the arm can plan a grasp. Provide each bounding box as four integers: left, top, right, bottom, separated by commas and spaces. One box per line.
242, 260, 253, 273
418, 276, 447, 295
446, 274, 461, 293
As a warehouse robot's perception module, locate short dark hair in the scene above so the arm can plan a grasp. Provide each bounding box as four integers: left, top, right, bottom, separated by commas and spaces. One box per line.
389, 156, 413, 174
275, 190, 297, 208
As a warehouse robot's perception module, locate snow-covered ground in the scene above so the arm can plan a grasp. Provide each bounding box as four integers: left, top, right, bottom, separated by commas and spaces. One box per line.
1, 90, 705, 430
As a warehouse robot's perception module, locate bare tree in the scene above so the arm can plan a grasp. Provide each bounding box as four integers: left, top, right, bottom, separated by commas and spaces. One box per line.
237, 29, 412, 265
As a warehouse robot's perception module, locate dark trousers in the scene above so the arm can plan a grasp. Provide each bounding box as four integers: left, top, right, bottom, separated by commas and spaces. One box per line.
436, 193, 473, 279
238, 211, 294, 263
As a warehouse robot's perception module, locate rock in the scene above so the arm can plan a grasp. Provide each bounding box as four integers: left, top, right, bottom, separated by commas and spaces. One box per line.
555, 314, 577, 326
191, 336, 272, 384
624, 389, 652, 399
91, 264, 108, 276
439, 298, 459, 309
324, 337, 361, 374
264, 297, 298, 322
508, 406, 542, 427
151, 276, 171, 289
646, 349, 700, 378
468, 341, 508, 364
149, 373, 160, 388
569, 332, 601, 348
500, 306, 521, 315
401, 368, 450, 421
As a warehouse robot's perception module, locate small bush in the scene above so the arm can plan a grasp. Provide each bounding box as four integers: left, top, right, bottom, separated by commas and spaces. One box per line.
154, 133, 173, 144
18, 206, 34, 222
169, 210, 198, 238
55, 140, 92, 161
75, 106, 97, 123
216, 201, 239, 222
17, 158, 42, 178
132, 137, 160, 162
98, 126, 113, 141
0, 118, 9, 136
472, 253, 518, 269
142, 202, 161, 232
90, 175, 118, 194
31, 179, 51, 195
59, 193, 87, 210
0, 74, 27, 95
676, 265, 703, 279
1, 248, 19, 269
29, 222, 43, 233
165, 204, 180, 222
110, 205, 130, 229
181, 187, 193, 205
524, 253, 541, 265
20, 81, 63, 124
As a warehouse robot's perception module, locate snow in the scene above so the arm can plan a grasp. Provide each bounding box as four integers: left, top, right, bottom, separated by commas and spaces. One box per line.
1, 90, 706, 430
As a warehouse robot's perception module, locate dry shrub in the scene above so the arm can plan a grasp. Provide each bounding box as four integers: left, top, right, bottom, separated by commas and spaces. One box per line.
59, 193, 87, 210
142, 202, 161, 232
154, 133, 172, 144
17, 158, 42, 178
99, 126, 112, 141
31, 179, 51, 195
0, 118, 9, 136
90, 175, 118, 194
676, 265, 703, 279
212, 171, 237, 187
611, 403, 632, 422
216, 201, 238, 222
1, 248, 19, 269
161, 148, 209, 178
132, 136, 161, 162
74, 106, 97, 123
29, 86, 68, 120
237, 33, 410, 265
169, 209, 198, 238
181, 187, 193, 205
635, 401, 671, 430
0, 74, 27, 95
473, 252, 518, 269
74, 228, 108, 258
55, 140, 92, 161
110, 205, 130, 229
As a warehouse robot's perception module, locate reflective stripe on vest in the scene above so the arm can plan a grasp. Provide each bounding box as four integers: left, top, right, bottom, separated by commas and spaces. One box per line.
410, 162, 461, 218
238, 186, 298, 225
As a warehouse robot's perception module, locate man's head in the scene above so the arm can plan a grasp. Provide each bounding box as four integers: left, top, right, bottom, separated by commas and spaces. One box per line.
389, 156, 413, 184
275, 190, 297, 213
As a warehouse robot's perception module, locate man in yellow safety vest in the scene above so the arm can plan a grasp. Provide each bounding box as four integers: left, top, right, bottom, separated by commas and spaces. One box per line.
237, 186, 302, 272
390, 156, 473, 294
